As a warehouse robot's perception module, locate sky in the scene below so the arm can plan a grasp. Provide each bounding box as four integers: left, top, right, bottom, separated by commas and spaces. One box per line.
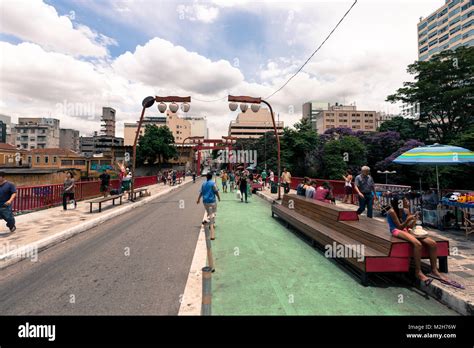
0, 0, 445, 138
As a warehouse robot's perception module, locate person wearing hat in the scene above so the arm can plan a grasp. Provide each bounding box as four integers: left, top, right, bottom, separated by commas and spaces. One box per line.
354, 166, 378, 218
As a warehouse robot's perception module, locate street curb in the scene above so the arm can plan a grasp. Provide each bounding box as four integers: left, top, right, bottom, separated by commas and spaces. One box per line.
0, 180, 193, 270
256, 191, 470, 316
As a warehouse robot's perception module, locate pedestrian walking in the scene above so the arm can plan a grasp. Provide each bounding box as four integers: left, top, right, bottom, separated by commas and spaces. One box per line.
0, 172, 17, 233
99, 170, 111, 197
281, 168, 292, 194
172, 170, 177, 186
221, 170, 228, 193
261, 169, 267, 189
354, 166, 378, 218
269, 170, 274, 188
63, 171, 77, 210
238, 172, 248, 203
192, 171, 196, 183
229, 171, 235, 192
197, 173, 221, 240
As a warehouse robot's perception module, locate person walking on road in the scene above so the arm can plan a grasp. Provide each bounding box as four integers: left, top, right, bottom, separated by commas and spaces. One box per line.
261, 169, 267, 189
229, 171, 235, 192
221, 170, 228, 193
354, 166, 378, 218
0, 172, 17, 233
281, 168, 292, 194
238, 172, 248, 203
63, 171, 77, 210
197, 173, 221, 240
268, 170, 274, 189
192, 171, 196, 183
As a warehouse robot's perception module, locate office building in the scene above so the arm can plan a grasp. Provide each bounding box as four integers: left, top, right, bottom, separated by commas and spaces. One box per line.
228, 108, 284, 139
182, 115, 209, 139
0, 114, 12, 144
310, 103, 376, 134
60, 128, 80, 152
417, 0, 473, 61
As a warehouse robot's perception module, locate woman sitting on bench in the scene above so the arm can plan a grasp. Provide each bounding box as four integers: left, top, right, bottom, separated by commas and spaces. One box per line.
387, 196, 450, 287
314, 182, 335, 204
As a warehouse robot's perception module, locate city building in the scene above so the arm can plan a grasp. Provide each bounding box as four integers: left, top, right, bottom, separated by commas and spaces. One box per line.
375, 112, 401, 129
101, 107, 116, 137
309, 103, 377, 134
400, 103, 420, 118
60, 128, 80, 152
417, 0, 473, 61
80, 133, 124, 158
228, 108, 284, 139
182, 115, 209, 139
0, 114, 12, 144
13, 118, 60, 150
302, 101, 329, 128
0, 143, 28, 167
123, 111, 196, 146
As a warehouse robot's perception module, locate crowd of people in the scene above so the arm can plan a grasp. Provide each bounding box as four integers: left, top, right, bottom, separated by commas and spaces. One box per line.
157, 170, 186, 186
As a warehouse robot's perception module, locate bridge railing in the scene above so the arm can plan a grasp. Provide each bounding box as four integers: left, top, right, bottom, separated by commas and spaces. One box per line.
12, 175, 158, 214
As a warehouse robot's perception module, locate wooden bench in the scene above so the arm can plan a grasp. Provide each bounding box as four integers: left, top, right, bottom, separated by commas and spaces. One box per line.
272, 194, 449, 285
89, 194, 124, 213
129, 187, 150, 200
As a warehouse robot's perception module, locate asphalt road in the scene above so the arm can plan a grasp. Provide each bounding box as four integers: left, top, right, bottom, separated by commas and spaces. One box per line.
0, 180, 205, 315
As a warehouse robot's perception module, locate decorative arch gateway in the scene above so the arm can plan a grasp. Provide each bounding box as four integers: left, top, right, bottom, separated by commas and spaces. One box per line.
191, 137, 237, 176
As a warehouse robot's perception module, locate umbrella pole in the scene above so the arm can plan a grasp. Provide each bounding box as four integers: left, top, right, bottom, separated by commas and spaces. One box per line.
436, 165, 440, 199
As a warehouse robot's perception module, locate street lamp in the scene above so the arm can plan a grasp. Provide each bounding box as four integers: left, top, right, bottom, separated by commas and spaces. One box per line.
377, 170, 397, 185
228, 95, 282, 200
131, 95, 191, 201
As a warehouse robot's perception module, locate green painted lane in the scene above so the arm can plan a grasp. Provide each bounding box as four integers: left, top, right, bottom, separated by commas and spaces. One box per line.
211, 183, 456, 315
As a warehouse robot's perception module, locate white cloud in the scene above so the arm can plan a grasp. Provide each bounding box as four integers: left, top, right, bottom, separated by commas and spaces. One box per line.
177, 3, 220, 23
112, 38, 244, 95
0, 0, 115, 57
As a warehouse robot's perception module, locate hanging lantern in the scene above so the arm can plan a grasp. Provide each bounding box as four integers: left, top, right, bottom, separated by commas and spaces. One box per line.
158, 102, 167, 113
169, 102, 179, 113
240, 103, 248, 112
181, 102, 190, 112
229, 102, 238, 111
251, 104, 260, 113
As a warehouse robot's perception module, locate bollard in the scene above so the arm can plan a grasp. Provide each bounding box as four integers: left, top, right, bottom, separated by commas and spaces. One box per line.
201, 266, 212, 315
202, 220, 214, 271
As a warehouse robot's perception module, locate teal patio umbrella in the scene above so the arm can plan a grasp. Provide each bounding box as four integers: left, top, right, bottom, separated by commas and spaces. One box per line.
393, 144, 474, 196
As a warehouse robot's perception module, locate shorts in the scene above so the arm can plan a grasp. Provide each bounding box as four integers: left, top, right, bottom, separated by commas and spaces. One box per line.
344, 185, 353, 194
222, 181, 227, 186
390, 228, 408, 237
204, 203, 217, 224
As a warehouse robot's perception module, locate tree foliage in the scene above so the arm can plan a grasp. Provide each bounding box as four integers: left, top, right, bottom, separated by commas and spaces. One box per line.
136, 125, 177, 166
387, 46, 474, 143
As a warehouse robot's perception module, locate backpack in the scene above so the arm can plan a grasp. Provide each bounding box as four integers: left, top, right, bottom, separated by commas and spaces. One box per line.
296, 184, 306, 196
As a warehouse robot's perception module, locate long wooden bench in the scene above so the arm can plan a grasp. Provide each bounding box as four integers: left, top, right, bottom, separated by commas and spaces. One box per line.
89, 194, 124, 213
272, 194, 449, 285
129, 187, 150, 201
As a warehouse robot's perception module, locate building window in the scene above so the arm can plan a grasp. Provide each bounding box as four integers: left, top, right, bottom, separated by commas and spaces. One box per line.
61, 160, 73, 166
36, 156, 40, 164
73, 160, 85, 165
44, 156, 49, 164
27, 156, 32, 164
53, 156, 57, 164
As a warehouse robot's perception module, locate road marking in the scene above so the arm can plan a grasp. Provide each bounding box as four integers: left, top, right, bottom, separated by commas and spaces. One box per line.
178, 212, 207, 315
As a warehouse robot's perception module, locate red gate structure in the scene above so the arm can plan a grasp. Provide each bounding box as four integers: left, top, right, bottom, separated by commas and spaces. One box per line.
194, 137, 237, 175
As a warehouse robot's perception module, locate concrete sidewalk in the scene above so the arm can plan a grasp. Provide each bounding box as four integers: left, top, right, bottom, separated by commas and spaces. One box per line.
0, 179, 192, 269
256, 187, 474, 315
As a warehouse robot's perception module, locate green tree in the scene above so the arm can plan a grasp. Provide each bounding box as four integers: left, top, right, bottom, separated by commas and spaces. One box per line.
378, 116, 428, 141
321, 136, 367, 180
387, 46, 473, 143
136, 125, 177, 167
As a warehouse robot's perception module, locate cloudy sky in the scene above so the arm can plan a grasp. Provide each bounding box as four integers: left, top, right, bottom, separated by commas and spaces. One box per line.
0, 0, 444, 138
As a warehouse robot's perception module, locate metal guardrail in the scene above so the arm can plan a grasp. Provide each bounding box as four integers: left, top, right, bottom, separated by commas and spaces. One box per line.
12, 175, 158, 214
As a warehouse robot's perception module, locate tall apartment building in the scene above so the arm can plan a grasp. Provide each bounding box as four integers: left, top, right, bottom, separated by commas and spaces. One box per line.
228, 108, 284, 139
0, 114, 12, 144
101, 107, 116, 137
417, 0, 473, 61
79, 134, 124, 158
302, 101, 329, 128
310, 103, 376, 134
13, 118, 60, 150
60, 128, 80, 152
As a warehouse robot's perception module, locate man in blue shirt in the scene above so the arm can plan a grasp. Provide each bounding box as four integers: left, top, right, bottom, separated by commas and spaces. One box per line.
197, 173, 221, 240
0, 172, 17, 233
